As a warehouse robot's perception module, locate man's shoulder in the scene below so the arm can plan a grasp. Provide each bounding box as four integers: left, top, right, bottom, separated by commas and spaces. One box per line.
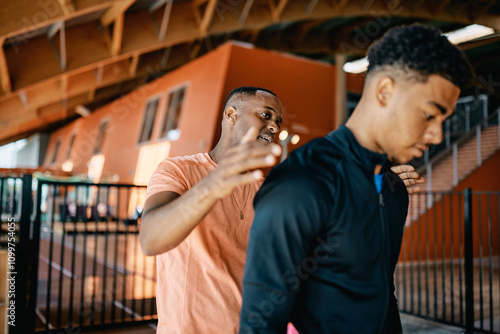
156, 152, 214, 170
280, 135, 343, 174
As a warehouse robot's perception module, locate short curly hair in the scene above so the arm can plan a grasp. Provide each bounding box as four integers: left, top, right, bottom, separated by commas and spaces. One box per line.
366, 24, 474, 90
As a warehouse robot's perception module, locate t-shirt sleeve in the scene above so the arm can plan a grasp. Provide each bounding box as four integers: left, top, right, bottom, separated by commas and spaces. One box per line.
144, 158, 190, 202
239, 166, 330, 333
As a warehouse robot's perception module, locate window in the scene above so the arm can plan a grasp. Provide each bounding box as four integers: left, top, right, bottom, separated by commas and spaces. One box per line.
138, 98, 160, 143
51, 139, 60, 164
161, 86, 186, 140
66, 133, 76, 160
94, 120, 109, 154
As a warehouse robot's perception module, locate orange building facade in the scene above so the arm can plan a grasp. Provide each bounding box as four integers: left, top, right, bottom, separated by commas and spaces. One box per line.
42, 42, 339, 185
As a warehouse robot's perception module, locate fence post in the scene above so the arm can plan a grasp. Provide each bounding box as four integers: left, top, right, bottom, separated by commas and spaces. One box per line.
14, 175, 33, 334
464, 188, 475, 334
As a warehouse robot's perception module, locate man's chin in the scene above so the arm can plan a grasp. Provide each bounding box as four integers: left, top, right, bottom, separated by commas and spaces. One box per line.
388, 155, 412, 165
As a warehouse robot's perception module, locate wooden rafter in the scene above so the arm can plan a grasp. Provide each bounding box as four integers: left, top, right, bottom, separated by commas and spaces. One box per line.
129, 54, 140, 77
100, 0, 134, 56
100, 0, 135, 27
158, 0, 173, 41
240, 0, 255, 24
272, 0, 290, 21
199, 0, 218, 36
57, 0, 76, 16
0, 38, 12, 93
307, 0, 320, 15
111, 13, 124, 56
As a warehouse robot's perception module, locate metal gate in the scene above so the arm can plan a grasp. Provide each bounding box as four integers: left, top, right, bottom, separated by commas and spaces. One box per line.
8, 175, 157, 334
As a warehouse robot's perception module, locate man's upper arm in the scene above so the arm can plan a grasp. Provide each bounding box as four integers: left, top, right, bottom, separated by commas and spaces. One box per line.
143, 191, 180, 218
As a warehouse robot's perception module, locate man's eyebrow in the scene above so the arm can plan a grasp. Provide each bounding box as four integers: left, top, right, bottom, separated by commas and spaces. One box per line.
428, 101, 448, 115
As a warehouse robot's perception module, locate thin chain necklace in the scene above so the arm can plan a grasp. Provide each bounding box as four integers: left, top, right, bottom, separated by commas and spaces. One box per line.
209, 151, 250, 220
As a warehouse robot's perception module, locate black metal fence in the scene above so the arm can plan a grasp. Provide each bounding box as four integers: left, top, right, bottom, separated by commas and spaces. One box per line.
1, 175, 156, 334
396, 190, 500, 334
2, 176, 499, 333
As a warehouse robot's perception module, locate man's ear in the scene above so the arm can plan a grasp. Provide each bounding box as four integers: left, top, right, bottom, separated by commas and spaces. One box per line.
375, 76, 395, 106
224, 106, 237, 125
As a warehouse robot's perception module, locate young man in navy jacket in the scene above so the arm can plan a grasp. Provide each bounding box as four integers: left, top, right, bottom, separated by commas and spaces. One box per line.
239, 24, 474, 334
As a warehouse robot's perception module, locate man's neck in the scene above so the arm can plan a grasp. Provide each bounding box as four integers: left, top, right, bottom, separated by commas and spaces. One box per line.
345, 103, 383, 155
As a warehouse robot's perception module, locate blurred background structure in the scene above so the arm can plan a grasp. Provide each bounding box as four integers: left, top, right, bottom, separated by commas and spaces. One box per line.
0, 0, 499, 333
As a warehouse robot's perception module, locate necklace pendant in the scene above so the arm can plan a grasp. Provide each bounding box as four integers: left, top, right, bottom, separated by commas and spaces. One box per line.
240, 212, 244, 220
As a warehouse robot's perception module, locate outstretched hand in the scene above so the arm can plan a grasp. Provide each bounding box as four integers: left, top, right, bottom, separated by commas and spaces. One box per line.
206, 127, 281, 199
390, 164, 425, 194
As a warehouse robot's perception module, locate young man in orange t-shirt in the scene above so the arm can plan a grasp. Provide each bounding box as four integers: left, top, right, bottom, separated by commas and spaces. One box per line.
140, 87, 423, 333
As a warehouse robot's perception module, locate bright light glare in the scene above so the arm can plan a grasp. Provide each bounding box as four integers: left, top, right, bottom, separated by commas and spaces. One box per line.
279, 130, 289, 141
443, 24, 495, 45
290, 134, 300, 145
342, 57, 368, 74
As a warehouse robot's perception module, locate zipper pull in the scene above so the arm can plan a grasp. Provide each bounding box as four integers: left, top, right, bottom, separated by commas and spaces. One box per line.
379, 193, 385, 207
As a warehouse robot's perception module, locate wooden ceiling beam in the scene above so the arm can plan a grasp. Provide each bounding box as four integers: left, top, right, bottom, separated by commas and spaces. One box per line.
307, 0, 320, 15
57, 0, 76, 16
240, 0, 255, 24
100, 0, 134, 56
199, 0, 218, 36
272, 0, 290, 21
0, 38, 12, 94
158, 0, 174, 42
3, 0, 499, 97
111, 12, 125, 55
100, 0, 135, 27
0, 0, 120, 39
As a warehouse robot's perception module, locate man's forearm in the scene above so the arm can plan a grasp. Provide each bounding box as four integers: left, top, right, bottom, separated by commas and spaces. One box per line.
139, 175, 223, 256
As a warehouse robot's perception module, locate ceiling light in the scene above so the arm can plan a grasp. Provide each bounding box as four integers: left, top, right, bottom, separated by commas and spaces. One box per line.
443, 24, 495, 45
75, 105, 90, 117
343, 57, 368, 74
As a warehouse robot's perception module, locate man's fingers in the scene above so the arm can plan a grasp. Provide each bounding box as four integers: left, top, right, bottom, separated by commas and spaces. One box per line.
407, 186, 421, 194
391, 164, 415, 175
226, 170, 265, 189
240, 127, 259, 144
223, 142, 281, 166
399, 171, 422, 181
224, 154, 278, 176
403, 177, 425, 186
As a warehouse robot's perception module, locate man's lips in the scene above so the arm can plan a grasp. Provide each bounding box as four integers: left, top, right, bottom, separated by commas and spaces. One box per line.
412, 144, 429, 157
258, 133, 274, 143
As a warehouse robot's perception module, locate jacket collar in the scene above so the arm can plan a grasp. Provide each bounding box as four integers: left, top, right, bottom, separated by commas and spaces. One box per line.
326, 125, 388, 172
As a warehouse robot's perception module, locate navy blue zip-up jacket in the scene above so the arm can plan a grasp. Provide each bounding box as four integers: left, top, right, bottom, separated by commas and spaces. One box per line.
239, 126, 408, 334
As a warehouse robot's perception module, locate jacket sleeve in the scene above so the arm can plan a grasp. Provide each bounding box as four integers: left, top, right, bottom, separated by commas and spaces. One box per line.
239, 167, 329, 334
387, 282, 403, 334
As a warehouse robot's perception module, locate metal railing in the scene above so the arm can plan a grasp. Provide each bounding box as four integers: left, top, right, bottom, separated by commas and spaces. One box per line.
420, 106, 500, 192
396, 190, 500, 334
8, 175, 157, 334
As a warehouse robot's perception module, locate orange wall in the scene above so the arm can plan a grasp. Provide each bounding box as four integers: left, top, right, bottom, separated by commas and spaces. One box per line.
44, 44, 231, 184
346, 72, 365, 94
400, 150, 500, 262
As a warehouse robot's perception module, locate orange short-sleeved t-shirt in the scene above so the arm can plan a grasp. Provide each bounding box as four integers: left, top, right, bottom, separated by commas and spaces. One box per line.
145, 153, 260, 334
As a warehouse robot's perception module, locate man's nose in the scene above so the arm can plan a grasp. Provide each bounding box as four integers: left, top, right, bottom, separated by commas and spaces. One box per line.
267, 121, 279, 133
427, 123, 444, 145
